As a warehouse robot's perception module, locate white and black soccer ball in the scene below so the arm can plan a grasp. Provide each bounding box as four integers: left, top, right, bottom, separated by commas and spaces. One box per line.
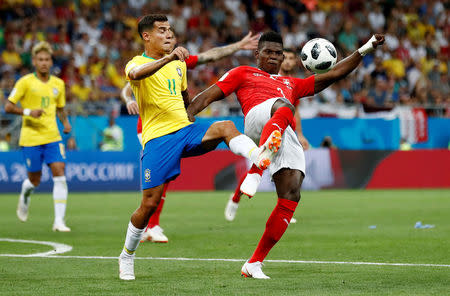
301, 38, 337, 74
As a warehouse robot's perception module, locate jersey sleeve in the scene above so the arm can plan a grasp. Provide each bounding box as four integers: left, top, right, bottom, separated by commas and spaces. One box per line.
185, 55, 198, 69
56, 80, 66, 108
125, 58, 140, 81
7, 77, 27, 104
215, 67, 243, 97
292, 75, 315, 99
181, 62, 187, 91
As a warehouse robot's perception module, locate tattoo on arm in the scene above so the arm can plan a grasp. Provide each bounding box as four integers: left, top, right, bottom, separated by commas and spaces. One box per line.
57, 107, 68, 123
197, 43, 240, 65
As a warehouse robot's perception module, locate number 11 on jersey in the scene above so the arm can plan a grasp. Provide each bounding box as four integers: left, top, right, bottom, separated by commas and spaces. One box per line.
168, 79, 176, 95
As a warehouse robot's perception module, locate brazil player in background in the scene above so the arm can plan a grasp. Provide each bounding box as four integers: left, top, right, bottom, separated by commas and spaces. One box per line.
120, 30, 259, 244
118, 14, 281, 280
5, 41, 72, 232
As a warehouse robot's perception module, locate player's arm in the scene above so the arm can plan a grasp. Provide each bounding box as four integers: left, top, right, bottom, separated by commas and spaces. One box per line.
127, 47, 189, 81
196, 32, 259, 65
4, 101, 44, 118
186, 85, 225, 121
182, 90, 190, 109
295, 111, 310, 150
56, 107, 71, 134
314, 34, 384, 93
5, 79, 44, 118
120, 82, 139, 115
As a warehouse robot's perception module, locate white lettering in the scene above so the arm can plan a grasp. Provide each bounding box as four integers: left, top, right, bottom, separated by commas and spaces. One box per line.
0, 164, 8, 181
11, 163, 27, 183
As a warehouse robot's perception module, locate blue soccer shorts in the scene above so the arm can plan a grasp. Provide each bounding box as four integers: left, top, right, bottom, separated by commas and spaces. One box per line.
22, 141, 66, 172
141, 122, 211, 189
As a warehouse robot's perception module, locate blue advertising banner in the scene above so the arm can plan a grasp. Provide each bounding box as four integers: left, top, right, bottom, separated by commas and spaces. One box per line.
0, 151, 140, 192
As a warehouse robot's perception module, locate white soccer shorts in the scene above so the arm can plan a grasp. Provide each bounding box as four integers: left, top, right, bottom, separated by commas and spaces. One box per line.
244, 98, 306, 177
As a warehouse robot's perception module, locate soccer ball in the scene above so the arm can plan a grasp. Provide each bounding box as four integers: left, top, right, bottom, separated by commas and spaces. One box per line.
301, 38, 337, 74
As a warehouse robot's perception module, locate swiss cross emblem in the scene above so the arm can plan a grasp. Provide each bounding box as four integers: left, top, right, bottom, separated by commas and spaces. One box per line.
283, 79, 290, 86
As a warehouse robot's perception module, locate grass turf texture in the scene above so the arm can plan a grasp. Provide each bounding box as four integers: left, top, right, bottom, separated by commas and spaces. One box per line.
0, 189, 449, 295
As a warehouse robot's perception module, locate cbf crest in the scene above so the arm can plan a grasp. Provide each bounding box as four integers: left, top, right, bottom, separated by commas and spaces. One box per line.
144, 169, 151, 182
176, 66, 182, 77
53, 88, 59, 96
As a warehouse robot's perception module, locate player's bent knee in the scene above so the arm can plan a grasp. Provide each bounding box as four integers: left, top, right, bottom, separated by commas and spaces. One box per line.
273, 99, 296, 115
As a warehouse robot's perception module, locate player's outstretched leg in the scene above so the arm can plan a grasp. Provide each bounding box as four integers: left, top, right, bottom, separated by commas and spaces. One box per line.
119, 185, 164, 280
242, 169, 302, 279
17, 178, 36, 222
202, 121, 279, 171
142, 183, 169, 243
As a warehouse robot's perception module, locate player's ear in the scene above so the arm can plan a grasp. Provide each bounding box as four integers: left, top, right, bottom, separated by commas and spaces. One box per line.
254, 49, 259, 59
142, 31, 150, 42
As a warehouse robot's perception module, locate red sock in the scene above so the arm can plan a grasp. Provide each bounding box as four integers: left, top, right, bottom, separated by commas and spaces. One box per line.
147, 183, 169, 229
248, 198, 298, 263
232, 175, 247, 203
259, 106, 295, 146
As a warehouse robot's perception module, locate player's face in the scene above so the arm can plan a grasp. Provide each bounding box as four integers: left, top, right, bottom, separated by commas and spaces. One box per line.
281, 52, 297, 73
32, 51, 53, 75
143, 21, 174, 54
255, 42, 284, 74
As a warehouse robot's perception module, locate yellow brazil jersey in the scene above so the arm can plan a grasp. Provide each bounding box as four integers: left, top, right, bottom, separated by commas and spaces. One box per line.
8, 73, 65, 147
125, 53, 190, 146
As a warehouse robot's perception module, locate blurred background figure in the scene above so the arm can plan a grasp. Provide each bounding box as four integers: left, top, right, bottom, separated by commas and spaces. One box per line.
100, 115, 123, 151
320, 136, 336, 149
0, 133, 11, 151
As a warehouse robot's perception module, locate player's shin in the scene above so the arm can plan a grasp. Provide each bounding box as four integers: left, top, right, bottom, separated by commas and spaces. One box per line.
21, 178, 35, 199
121, 221, 145, 258
228, 134, 262, 165
248, 198, 298, 263
52, 176, 68, 225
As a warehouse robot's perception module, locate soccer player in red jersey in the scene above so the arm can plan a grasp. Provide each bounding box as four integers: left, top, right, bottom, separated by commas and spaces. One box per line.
224, 48, 310, 222
120, 31, 260, 243
187, 31, 384, 278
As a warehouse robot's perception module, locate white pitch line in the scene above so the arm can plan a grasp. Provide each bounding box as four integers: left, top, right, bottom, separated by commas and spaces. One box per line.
1, 253, 449, 268
0, 238, 72, 257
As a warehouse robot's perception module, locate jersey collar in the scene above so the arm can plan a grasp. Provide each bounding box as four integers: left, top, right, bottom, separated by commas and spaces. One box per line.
142, 52, 155, 60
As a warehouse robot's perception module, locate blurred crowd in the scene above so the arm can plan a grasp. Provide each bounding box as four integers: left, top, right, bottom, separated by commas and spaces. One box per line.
0, 0, 448, 119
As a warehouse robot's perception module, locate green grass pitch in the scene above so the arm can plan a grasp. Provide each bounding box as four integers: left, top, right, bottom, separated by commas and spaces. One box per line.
1, 189, 449, 295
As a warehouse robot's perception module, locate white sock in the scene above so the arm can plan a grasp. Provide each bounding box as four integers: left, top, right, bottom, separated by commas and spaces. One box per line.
120, 221, 145, 259
228, 135, 260, 164
21, 178, 35, 201
53, 176, 68, 225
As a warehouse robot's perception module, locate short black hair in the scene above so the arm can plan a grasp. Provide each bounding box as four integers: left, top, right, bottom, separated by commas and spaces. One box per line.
283, 48, 296, 54
258, 31, 283, 49
138, 14, 168, 39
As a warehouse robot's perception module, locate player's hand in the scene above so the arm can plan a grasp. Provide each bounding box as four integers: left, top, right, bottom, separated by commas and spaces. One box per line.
238, 32, 260, 50
298, 134, 310, 150
170, 46, 189, 62
372, 34, 385, 48
187, 112, 196, 122
126, 101, 139, 115
63, 122, 72, 134
30, 109, 44, 118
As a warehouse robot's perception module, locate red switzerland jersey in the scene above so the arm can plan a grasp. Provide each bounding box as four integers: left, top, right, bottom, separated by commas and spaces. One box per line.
136, 55, 199, 134
216, 66, 315, 116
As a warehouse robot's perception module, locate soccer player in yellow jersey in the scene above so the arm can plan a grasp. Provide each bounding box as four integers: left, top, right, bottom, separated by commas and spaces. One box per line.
5, 41, 72, 232
120, 30, 260, 244
118, 14, 283, 280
